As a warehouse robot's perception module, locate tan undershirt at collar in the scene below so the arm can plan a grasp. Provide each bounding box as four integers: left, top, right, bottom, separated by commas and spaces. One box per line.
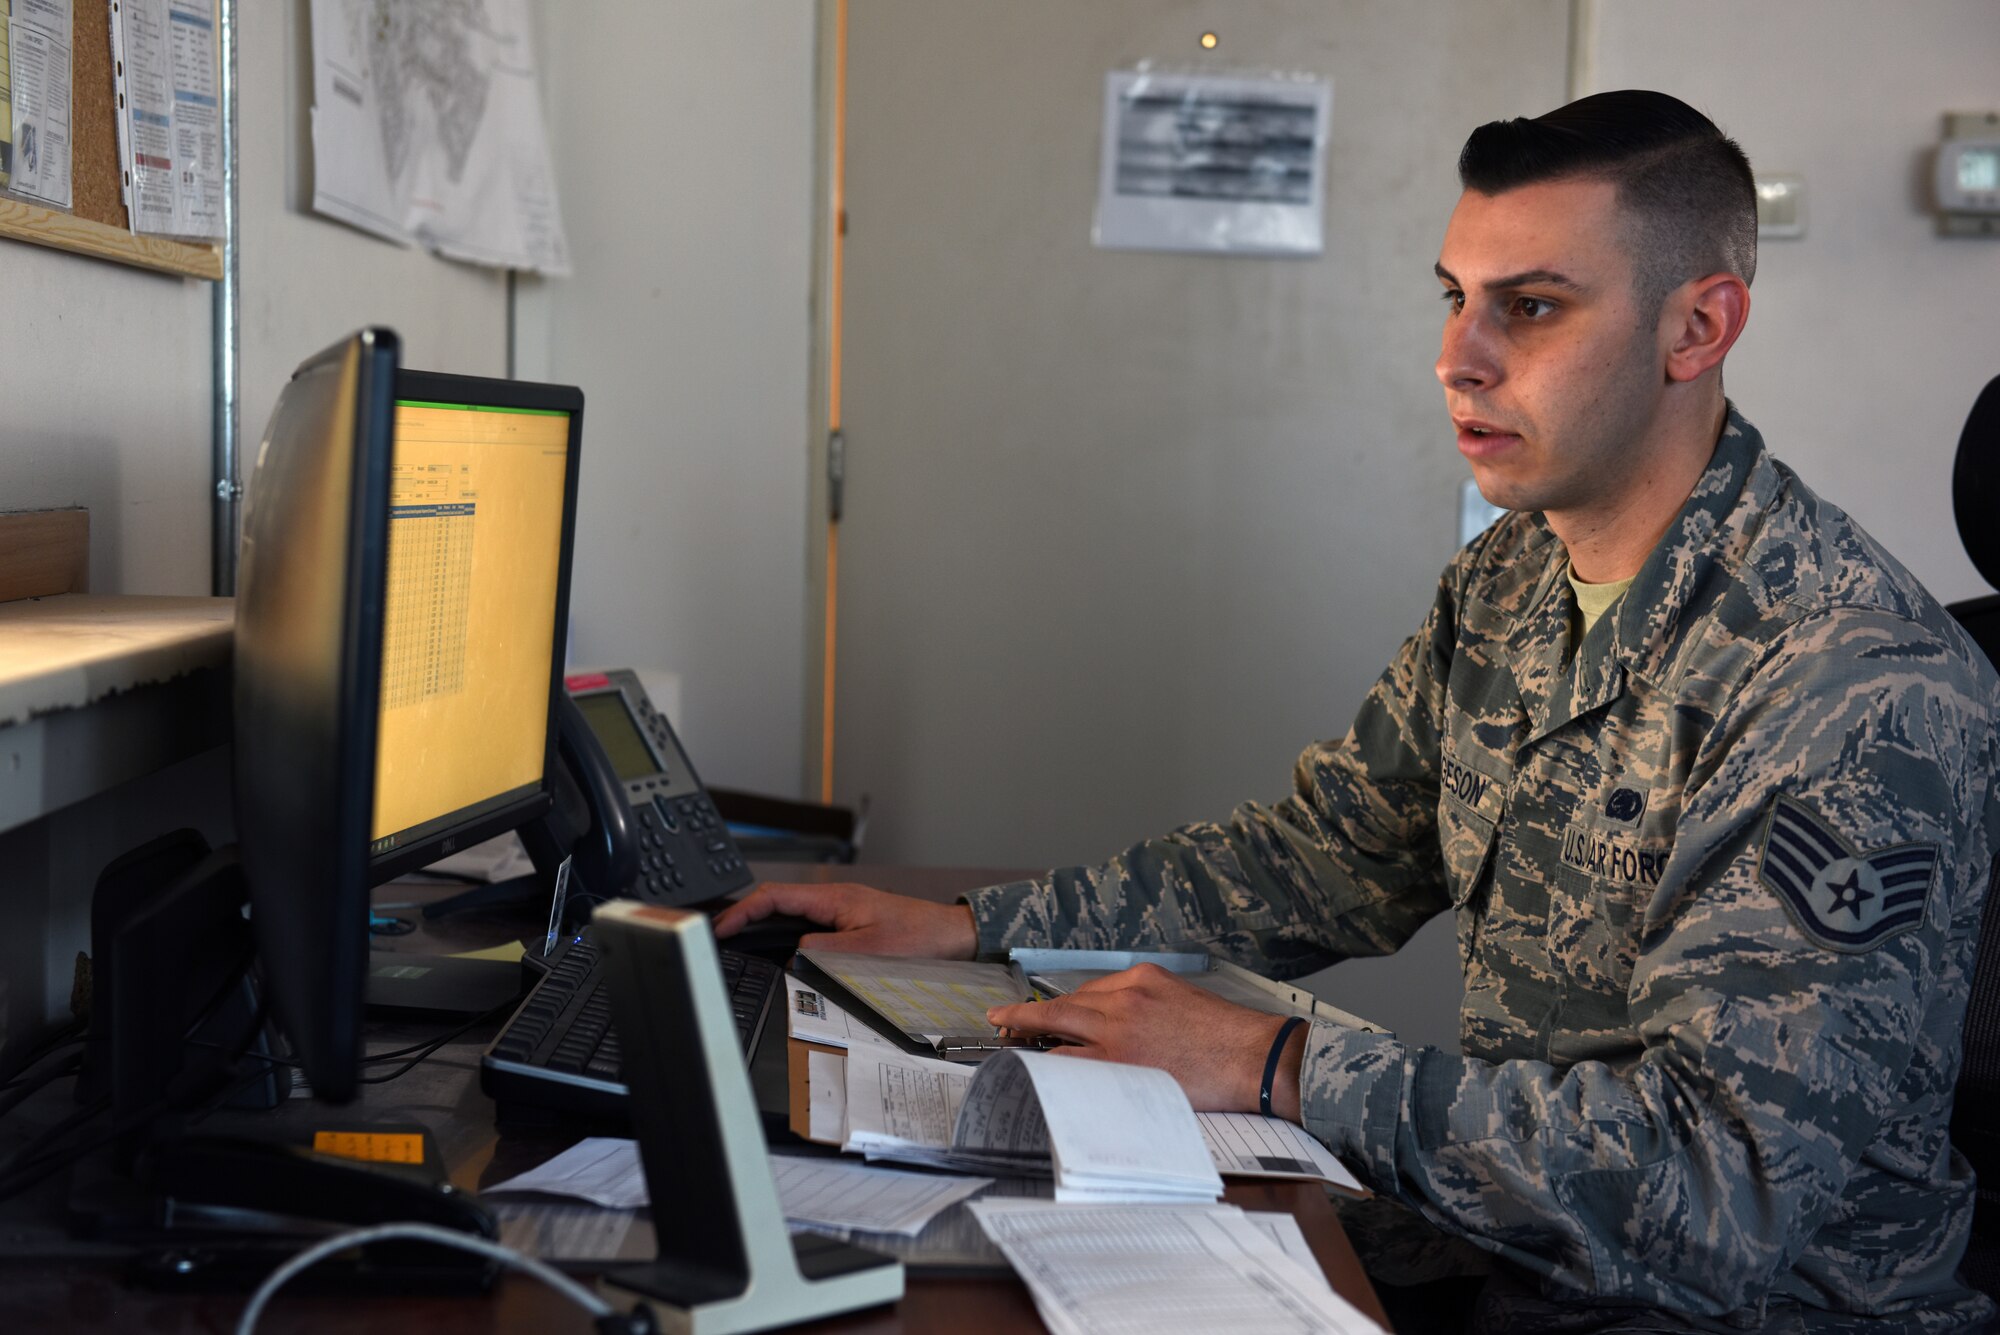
1569, 568, 1635, 638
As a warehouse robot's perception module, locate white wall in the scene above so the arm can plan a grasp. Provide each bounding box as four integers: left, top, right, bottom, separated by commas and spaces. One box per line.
1587, 0, 2000, 604
0, 228, 212, 593
513, 2, 815, 796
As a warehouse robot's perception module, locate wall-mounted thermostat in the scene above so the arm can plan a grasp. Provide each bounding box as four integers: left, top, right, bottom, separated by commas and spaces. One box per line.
1936, 112, 2000, 236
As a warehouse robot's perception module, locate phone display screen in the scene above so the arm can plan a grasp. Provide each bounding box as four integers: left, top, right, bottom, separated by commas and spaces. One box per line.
574, 690, 661, 782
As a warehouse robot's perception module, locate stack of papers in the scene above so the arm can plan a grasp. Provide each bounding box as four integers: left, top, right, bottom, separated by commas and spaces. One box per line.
839, 1044, 1012, 1171
969, 1199, 1386, 1335
836, 1047, 1221, 1204
829, 1039, 1364, 1196
770, 1156, 991, 1237
974, 1052, 1222, 1203
482, 1137, 990, 1239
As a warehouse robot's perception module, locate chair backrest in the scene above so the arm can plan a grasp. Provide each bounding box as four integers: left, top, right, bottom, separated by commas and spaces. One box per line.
1954, 860, 2000, 1215
1950, 377, 2000, 1295
1952, 595, 2000, 673
1951, 374, 2000, 594
707, 786, 859, 863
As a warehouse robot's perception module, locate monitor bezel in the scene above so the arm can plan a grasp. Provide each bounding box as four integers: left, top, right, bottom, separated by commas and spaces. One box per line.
365, 368, 585, 884
234, 327, 400, 1104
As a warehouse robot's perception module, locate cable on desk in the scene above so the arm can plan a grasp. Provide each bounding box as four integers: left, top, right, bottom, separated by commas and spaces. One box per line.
360, 997, 519, 1071
0, 1050, 84, 1122
0, 1095, 113, 1202
0, 964, 268, 1202
0, 1016, 87, 1090
1, 986, 511, 1199
233, 1221, 659, 1335
182, 995, 520, 1122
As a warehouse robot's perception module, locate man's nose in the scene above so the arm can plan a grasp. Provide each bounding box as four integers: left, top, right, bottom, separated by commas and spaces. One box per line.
1436, 312, 1498, 392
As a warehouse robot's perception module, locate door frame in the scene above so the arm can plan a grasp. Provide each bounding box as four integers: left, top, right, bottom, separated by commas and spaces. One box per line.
802, 0, 847, 803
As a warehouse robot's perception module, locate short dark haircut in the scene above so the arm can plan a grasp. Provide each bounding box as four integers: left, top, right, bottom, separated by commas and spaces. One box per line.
1458, 90, 1756, 317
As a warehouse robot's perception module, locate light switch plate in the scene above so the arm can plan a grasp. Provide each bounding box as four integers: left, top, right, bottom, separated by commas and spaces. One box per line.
1755, 174, 1806, 239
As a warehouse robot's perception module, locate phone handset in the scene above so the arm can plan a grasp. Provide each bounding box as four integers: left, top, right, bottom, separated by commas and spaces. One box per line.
519, 692, 640, 912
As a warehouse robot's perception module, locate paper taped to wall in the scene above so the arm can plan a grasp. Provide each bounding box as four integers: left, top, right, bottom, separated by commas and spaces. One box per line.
308, 0, 569, 273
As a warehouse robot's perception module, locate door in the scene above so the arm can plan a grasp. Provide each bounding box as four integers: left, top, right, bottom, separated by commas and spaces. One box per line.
825, 0, 1569, 871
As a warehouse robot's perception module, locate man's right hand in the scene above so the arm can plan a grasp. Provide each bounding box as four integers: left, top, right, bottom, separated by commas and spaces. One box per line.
712, 882, 979, 959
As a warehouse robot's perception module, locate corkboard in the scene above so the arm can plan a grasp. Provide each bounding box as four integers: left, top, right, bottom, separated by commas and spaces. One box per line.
71, 0, 123, 230
0, 1, 220, 279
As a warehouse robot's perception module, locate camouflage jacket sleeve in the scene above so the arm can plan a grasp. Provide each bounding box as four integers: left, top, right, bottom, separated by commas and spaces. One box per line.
961, 553, 1478, 979
1299, 605, 1994, 1314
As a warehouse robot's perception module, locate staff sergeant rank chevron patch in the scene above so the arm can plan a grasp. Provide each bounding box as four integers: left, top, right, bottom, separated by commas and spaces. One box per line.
1757, 794, 1939, 953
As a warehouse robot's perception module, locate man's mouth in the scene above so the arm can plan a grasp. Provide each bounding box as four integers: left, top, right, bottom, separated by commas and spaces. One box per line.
1455, 418, 1521, 457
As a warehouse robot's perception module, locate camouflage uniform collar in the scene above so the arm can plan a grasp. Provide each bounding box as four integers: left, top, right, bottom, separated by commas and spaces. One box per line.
1485, 405, 1771, 744
1607, 403, 1773, 690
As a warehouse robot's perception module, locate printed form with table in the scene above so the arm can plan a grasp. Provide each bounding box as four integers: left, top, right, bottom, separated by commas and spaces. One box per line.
488, 946, 1390, 1334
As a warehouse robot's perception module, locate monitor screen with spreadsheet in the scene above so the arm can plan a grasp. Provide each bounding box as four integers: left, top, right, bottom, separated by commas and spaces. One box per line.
367, 370, 584, 878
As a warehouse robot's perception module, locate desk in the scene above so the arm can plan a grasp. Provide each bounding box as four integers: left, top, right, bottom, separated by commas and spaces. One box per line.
0, 864, 1389, 1332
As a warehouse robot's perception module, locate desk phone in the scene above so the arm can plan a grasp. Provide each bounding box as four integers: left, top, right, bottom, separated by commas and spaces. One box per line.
563, 669, 752, 907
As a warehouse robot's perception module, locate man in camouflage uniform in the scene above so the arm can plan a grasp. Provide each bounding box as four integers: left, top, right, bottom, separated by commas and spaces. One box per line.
720, 91, 1999, 1331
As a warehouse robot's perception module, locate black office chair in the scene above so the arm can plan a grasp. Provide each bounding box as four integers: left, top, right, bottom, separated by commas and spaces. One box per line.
1946, 374, 2000, 1299
708, 787, 863, 864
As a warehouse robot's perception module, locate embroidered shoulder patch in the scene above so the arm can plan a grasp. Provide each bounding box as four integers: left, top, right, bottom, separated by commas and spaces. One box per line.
1757, 795, 1939, 953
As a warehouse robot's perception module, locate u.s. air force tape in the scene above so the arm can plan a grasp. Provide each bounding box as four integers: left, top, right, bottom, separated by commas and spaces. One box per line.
1757, 794, 1939, 953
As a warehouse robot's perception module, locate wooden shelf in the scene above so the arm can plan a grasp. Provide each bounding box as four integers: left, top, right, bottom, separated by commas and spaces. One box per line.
0, 196, 221, 280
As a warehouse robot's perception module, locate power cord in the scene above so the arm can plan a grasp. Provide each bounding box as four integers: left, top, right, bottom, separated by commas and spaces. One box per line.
0, 1017, 87, 1090
0, 1050, 84, 1122
233, 1221, 659, 1335
0, 957, 266, 1203
0, 976, 512, 1200
359, 998, 519, 1084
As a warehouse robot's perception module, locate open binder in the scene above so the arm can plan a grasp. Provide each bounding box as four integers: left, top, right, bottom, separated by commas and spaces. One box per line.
792, 947, 1386, 1062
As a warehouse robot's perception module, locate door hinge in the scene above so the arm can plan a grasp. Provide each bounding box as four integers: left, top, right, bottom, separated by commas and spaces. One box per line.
828, 429, 846, 523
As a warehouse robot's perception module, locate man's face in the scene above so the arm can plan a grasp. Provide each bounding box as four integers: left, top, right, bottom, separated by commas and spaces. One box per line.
1434, 178, 1668, 520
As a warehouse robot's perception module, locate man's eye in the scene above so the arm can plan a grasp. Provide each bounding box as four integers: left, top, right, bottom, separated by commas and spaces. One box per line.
1510, 296, 1555, 318
1440, 289, 1464, 312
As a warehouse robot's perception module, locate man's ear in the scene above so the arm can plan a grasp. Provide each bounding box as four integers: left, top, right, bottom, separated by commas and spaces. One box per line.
1663, 273, 1750, 384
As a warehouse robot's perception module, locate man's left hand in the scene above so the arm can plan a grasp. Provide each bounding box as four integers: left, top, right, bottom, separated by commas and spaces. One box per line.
985, 963, 1307, 1118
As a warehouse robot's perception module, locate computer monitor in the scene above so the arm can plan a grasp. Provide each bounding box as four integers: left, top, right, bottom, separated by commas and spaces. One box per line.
234, 328, 582, 1102
366, 371, 582, 879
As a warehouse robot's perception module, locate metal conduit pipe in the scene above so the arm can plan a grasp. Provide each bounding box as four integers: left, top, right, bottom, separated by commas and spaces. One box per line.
210, 0, 241, 596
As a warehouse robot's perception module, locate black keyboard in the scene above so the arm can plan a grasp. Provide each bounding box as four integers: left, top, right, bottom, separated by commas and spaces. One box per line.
480, 930, 780, 1122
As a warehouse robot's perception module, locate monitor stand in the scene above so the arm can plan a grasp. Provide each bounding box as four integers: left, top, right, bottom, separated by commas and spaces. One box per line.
417, 870, 547, 919
591, 900, 902, 1334
364, 952, 533, 1018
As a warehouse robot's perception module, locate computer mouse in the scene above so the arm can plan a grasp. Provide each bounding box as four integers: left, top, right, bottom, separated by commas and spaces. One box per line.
721, 912, 823, 957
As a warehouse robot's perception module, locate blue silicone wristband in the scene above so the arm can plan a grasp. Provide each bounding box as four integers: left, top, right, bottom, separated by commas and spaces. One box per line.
1260, 1016, 1306, 1118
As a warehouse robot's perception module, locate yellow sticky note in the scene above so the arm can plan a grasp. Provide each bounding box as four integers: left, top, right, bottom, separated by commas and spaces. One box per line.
313, 1131, 425, 1165
450, 940, 526, 963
